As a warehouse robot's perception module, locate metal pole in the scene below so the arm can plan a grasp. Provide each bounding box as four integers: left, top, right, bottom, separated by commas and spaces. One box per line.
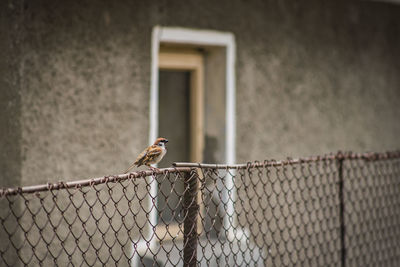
183, 170, 199, 267
337, 153, 346, 267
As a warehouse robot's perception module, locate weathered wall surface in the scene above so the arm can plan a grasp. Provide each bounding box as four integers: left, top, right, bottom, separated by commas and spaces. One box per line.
0, 0, 399, 185
0, 1, 22, 188
233, 1, 400, 160
18, 1, 153, 184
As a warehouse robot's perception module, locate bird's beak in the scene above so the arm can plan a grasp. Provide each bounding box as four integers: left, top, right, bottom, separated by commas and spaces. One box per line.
165, 139, 168, 143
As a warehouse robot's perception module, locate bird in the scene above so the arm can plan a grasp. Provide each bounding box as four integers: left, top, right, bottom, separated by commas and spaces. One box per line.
124, 137, 168, 173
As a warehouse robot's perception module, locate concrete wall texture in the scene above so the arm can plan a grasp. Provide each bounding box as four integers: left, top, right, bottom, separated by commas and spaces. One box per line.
1, 0, 400, 187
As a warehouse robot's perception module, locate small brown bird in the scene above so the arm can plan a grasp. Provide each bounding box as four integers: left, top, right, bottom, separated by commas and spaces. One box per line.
124, 137, 168, 173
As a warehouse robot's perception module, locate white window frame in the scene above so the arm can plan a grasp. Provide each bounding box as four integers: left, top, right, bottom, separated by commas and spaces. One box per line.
132, 26, 236, 264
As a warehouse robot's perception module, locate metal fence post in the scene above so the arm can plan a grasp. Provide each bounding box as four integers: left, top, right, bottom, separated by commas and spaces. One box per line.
337, 152, 346, 267
183, 169, 199, 267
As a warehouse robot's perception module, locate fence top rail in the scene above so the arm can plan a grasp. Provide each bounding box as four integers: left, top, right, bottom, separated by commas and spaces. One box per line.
0, 167, 193, 197
175, 150, 400, 169
1, 150, 399, 197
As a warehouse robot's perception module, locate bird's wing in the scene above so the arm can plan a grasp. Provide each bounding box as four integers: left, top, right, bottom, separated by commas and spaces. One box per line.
143, 146, 163, 164
133, 148, 150, 166
134, 145, 163, 166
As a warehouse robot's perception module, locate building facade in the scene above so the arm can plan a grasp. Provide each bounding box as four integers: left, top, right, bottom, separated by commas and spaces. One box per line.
1, 0, 399, 186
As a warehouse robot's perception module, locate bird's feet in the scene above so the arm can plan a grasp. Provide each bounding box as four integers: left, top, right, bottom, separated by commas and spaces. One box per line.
148, 166, 160, 172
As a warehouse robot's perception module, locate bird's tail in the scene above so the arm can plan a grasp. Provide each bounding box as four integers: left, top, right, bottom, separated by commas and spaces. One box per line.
124, 162, 137, 174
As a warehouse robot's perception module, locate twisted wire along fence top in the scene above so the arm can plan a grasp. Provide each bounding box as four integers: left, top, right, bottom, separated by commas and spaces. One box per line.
1, 150, 399, 196
0, 167, 192, 197
174, 150, 400, 168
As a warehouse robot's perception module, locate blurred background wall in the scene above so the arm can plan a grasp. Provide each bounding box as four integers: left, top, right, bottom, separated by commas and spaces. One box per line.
0, 0, 399, 187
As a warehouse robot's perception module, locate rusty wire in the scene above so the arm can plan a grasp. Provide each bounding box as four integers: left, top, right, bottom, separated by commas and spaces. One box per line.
0, 151, 399, 266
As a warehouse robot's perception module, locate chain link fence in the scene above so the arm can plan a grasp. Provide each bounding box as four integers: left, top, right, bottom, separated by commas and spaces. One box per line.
0, 151, 399, 266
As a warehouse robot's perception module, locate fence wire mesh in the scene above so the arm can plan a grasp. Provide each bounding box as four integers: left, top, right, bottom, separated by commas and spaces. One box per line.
0, 151, 399, 266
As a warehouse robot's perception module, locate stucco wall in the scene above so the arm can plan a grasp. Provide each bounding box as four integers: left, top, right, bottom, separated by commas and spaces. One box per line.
0, 0, 399, 185
0, 1, 23, 188
234, 2, 400, 160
